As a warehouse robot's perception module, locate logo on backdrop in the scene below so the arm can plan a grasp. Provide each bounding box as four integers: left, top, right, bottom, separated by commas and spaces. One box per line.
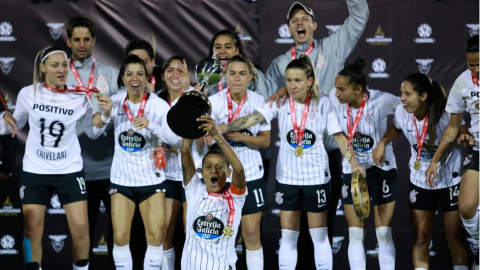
369, 58, 390, 78
49, 235, 67, 253
428, 240, 437, 256
46, 23, 64, 40
416, 59, 434, 75
0, 22, 16, 42
275, 24, 294, 44
467, 237, 479, 256
92, 235, 108, 255
325, 25, 341, 36
235, 25, 252, 42
466, 24, 479, 37
0, 57, 15, 75
0, 235, 19, 255
414, 23, 435, 43
332, 236, 345, 254
99, 200, 106, 213
47, 194, 65, 214
0, 196, 20, 216
335, 198, 344, 216
366, 25, 392, 45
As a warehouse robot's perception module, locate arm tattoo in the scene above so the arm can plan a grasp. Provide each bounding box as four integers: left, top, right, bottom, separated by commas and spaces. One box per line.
226, 111, 264, 132
442, 132, 455, 145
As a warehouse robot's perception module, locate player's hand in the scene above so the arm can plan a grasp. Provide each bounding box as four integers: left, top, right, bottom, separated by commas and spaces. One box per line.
266, 86, 288, 108
98, 95, 113, 119
203, 134, 214, 146
224, 132, 244, 143
179, 59, 191, 91
457, 133, 474, 149
133, 117, 149, 130
351, 163, 366, 177
197, 114, 219, 137
217, 124, 227, 135
425, 161, 437, 188
3, 112, 17, 138
145, 82, 155, 93
372, 141, 386, 165
92, 112, 105, 128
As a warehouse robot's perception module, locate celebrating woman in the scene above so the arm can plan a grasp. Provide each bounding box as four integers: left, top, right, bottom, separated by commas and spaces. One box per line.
376, 73, 469, 270
209, 55, 270, 269
107, 55, 181, 270
331, 58, 400, 270
1, 46, 112, 270
218, 55, 355, 270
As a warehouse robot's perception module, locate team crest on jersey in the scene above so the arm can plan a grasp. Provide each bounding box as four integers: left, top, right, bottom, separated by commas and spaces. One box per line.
308, 109, 318, 121
287, 129, 316, 150
351, 132, 374, 152
316, 53, 325, 68
119, 130, 146, 152
413, 144, 437, 160
108, 188, 117, 195
227, 129, 252, 148
409, 189, 418, 203
363, 112, 374, 125
19, 185, 25, 200
95, 76, 110, 93
275, 192, 284, 205
193, 213, 225, 240
215, 197, 228, 209
341, 184, 348, 199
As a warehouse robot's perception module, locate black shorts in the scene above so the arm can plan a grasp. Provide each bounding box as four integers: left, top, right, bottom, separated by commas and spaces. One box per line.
341, 167, 397, 206
275, 181, 330, 213
462, 150, 479, 173
226, 178, 267, 215
165, 180, 186, 203
20, 170, 87, 206
409, 182, 460, 212
109, 182, 166, 204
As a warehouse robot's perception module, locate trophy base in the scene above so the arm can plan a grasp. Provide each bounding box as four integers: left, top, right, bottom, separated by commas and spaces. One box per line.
167, 92, 212, 139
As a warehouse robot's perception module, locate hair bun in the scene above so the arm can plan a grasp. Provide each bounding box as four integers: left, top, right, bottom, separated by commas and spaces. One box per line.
353, 57, 366, 69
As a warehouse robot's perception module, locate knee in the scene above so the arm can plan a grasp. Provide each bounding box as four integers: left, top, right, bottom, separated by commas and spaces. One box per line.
413, 230, 430, 246
71, 220, 89, 238
114, 231, 131, 246
445, 228, 461, 243
458, 202, 476, 218
375, 226, 392, 243
24, 216, 43, 238
243, 225, 260, 244
145, 227, 162, 244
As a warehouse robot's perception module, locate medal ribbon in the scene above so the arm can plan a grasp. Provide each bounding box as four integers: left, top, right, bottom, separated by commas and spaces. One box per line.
346, 93, 367, 151
472, 72, 479, 87
226, 89, 247, 123
122, 92, 148, 122
70, 57, 96, 98
290, 42, 314, 60
218, 80, 228, 92
44, 83, 99, 94
413, 114, 429, 162
207, 188, 235, 232
150, 74, 156, 88
289, 91, 311, 148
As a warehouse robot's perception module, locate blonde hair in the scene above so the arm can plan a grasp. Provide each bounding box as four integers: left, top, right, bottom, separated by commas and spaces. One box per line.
33, 46, 67, 97
285, 54, 320, 105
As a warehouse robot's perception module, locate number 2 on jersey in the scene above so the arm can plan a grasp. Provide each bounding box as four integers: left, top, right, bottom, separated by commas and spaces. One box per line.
40, 118, 65, 147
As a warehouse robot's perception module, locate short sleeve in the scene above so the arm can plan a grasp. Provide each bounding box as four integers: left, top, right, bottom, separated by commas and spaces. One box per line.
255, 101, 280, 124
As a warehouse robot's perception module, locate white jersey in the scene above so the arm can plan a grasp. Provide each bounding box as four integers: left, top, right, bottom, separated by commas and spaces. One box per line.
109, 92, 181, 187
160, 94, 182, 181
182, 174, 247, 270
210, 90, 270, 182
394, 105, 462, 189
329, 89, 401, 174
446, 69, 480, 151
256, 95, 341, 185
0, 83, 105, 174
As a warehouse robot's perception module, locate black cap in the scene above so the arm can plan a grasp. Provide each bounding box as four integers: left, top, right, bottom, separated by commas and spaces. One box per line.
287, 2, 315, 21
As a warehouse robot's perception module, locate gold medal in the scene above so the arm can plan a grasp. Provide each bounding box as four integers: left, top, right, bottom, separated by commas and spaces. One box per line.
346, 151, 352, 161
223, 225, 234, 238
95, 92, 103, 101
295, 146, 304, 157
413, 160, 421, 171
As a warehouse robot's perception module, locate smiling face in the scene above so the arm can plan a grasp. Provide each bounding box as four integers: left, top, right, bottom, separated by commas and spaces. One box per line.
285, 68, 313, 103
66, 27, 95, 61
213, 35, 239, 71
400, 81, 427, 114
122, 63, 147, 99
201, 153, 231, 193
161, 59, 186, 92
128, 49, 154, 77
226, 62, 252, 96
41, 52, 69, 89
288, 9, 317, 45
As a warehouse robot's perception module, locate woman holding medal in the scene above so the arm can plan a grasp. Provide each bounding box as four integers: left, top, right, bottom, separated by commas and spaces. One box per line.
107, 54, 181, 270
375, 73, 469, 270
218, 55, 355, 270
180, 115, 246, 270
329, 58, 400, 270
1, 46, 112, 270
209, 55, 270, 270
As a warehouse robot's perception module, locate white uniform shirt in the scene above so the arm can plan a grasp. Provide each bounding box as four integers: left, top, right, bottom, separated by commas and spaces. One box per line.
256, 96, 341, 185
0, 83, 105, 174
162, 96, 182, 181
446, 69, 480, 151
394, 105, 462, 189
109, 92, 181, 187
329, 89, 401, 174
210, 90, 270, 182
182, 174, 247, 270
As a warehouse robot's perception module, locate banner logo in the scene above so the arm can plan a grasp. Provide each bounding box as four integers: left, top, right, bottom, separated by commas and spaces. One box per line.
332, 236, 345, 254
466, 24, 479, 37
369, 58, 390, 78
414, 23, 435, 43
0, 235, 18, 255
275, 24, 294, 44
49, 235, 67, 253
235, 25, 252, 42
46, 23, 65, 41
366, 25, 392, 45
0, 195, 20, 215
0, 57, 15, 75
416, 59, 434, 75
47, 194, 65, 214
0, 22, 16, 42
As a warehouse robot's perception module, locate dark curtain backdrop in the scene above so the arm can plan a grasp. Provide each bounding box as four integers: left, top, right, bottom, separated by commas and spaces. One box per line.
0, 0, 478, 269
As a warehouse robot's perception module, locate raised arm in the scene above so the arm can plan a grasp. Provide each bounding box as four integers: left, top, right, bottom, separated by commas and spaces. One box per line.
180, 138, 196, 186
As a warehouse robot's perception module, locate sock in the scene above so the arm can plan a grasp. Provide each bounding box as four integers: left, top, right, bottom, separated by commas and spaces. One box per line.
348, 227, 366, 270
246, 247, 264, 270
453, 266, 469, 270
309, 227, 332, 270
376, 226, 395, 270
72, 259, 89, 270
414, 268, 427, 270
144, 244, 163, 270
278, 229, 300, 270
162, 247, 175, 270
113, 244, 132, 270
461, 211, 479, 240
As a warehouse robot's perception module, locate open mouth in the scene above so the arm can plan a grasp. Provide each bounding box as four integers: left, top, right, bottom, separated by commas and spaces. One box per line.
297, 29, 306, 39
210, 177, 219, 187
219, 57, 228, 67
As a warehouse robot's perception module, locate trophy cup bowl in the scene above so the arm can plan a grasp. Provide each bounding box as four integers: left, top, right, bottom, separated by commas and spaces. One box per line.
167, 57, 222, 139
351, 171, 370, 219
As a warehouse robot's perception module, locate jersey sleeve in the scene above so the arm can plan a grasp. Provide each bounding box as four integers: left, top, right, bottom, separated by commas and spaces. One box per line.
322, 98, 342, 136
255, 101, 279, 124
382, 92, 401, 114
265, 57, 287, 97
209, 93, 223, 125
0, 88, 29, 134
393, 104, 404, 129
152, 99, 182, 148
255, 96, 271, 132
78, 102, 110, 139
446, 78, 465, 114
